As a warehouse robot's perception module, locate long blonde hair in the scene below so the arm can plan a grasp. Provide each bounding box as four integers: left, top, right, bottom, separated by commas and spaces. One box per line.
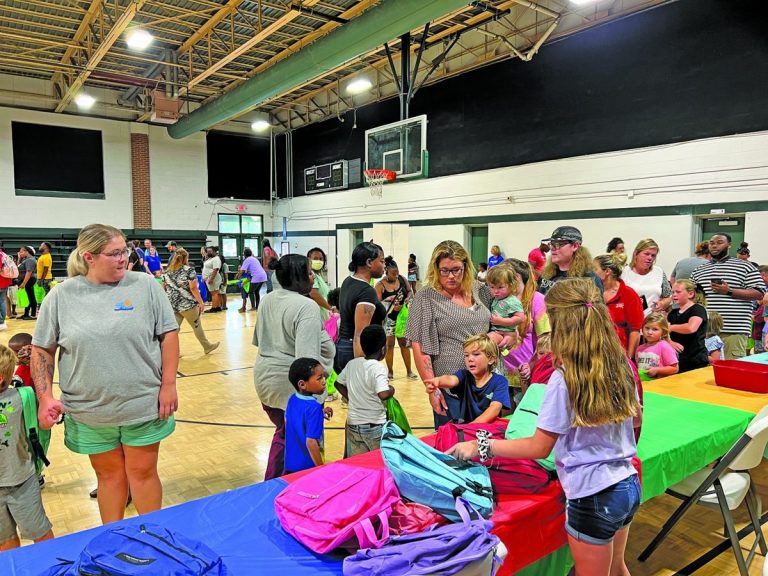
168, 248, 189, 273
631, 238, 659, 269
425, 240, 476, 296
541, 244, 594, 281
546, 278, 639, 427
67, 224, 126, 277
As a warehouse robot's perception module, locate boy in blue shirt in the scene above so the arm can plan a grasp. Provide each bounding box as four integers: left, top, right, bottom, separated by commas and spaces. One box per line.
284, 358, 333, 474
425, 334, 510, 424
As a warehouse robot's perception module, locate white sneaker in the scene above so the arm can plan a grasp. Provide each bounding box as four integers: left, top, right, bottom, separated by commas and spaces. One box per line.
0, 323, 7, 331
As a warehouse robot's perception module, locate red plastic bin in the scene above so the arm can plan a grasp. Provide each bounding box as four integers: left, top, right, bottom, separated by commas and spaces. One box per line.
712, 360, 768, 394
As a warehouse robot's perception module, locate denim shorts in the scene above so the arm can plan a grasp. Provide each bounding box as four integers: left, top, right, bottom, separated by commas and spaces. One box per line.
565, 474, 641, 545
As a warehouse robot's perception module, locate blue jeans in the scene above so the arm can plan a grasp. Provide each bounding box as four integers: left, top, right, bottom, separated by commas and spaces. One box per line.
334, 338, 354, 374
266, 272, 274, 293
566, 474, 641, 545
0, 288, 6, 323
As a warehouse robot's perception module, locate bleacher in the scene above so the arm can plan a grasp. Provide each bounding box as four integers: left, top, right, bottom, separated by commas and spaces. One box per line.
0, 229, 209, 279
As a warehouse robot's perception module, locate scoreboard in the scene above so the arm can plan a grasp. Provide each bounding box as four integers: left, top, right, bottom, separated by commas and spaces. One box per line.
304, 160, 349, 194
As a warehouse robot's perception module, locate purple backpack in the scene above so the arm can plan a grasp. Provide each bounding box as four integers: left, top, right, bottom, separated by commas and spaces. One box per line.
274, 462, 400, 554
343, 499, 503, 576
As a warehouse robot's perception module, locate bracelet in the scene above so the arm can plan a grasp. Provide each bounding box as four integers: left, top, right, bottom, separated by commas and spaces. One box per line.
476, 430, 492, 462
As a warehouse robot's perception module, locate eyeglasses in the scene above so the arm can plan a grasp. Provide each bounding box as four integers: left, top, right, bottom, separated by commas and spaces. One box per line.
100, 248, 130, 259
438, 266, 465, 277
549, 241, 572, 250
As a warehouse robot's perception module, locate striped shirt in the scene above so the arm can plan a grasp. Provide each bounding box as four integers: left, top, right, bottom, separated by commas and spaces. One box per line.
691, 257, 766, 335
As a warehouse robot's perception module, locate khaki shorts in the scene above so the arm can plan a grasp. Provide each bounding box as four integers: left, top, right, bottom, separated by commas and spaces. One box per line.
722, 333, 748, 360
0, 474, 52, 541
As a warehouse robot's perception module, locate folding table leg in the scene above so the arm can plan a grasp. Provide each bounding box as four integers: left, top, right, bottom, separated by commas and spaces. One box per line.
744, 486, 767, 556
638, 494, 697, 561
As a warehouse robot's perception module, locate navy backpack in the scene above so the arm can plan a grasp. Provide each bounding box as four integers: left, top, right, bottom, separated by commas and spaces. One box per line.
40, 523, 227, 575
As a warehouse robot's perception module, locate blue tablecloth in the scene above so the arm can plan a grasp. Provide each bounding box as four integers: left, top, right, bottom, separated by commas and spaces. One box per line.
739, 352, 768, 365
0, 479, 346, 575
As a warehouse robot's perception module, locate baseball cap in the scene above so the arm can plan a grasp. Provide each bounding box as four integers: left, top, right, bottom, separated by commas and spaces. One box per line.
541, 226, 582, 244
165, 241, 177, 248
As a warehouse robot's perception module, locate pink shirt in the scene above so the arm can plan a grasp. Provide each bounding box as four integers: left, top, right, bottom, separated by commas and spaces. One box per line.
503, 291, 548, 372
635, 340, 678, 371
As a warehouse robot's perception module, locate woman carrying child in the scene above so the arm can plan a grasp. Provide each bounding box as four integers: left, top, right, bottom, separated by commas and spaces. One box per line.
668, 280, 709, 372
376, 256, 417, 380
448, 278, 641, 576
425, 334, 510, 423
485, 265, 526, 352
635, 312, 679, 379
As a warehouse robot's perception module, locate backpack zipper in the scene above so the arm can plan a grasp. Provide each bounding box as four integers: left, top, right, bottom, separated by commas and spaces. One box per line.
139, 525, 212, 570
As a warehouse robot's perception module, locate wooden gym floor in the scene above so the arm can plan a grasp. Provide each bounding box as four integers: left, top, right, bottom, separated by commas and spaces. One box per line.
3, 294, 768, 574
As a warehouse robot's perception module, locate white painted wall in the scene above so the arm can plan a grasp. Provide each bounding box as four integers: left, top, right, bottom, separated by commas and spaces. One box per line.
283, 131, 768, 271
0, 107, 133, 229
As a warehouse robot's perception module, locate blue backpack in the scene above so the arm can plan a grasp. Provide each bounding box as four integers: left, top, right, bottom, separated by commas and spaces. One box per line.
40, 523, 227, 575
380, 422, 494, 522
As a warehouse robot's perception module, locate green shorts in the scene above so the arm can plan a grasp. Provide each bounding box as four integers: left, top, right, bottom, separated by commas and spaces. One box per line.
64, 415, 176, 455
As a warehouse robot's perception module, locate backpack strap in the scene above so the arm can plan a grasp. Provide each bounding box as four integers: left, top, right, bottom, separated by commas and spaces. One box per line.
17, 386, 50, 468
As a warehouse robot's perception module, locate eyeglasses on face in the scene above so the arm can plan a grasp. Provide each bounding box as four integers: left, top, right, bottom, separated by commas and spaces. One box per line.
438, 266, 465, 277
549, 241, 572, 250
100, 248, 130, 259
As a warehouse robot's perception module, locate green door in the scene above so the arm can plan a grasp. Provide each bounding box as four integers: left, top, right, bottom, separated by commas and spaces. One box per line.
469, 226, 489, 270
701, 217, 745, 254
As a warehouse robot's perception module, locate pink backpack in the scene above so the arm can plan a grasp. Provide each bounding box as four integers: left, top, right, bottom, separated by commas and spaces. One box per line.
274, 462, 400, 554
389, 500, 447, 535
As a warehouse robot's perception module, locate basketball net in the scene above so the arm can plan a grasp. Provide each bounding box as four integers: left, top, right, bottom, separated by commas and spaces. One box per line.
363, 169, 395, 198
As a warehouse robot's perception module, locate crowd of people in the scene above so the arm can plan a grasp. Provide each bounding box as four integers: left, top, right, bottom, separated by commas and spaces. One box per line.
1, 221, 765, 575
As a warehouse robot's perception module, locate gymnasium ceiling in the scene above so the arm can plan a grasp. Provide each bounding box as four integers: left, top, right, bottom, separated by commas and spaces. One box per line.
0, 0, 674, 135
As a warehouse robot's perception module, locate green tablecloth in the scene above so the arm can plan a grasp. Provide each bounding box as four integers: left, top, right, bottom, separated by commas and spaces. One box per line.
637, 392, 753, 502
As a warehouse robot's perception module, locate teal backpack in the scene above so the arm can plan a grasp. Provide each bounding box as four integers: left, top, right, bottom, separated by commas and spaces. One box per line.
17, 386, 51, 476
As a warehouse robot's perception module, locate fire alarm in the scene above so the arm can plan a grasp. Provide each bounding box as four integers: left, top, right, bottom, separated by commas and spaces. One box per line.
236, 203, 247, 213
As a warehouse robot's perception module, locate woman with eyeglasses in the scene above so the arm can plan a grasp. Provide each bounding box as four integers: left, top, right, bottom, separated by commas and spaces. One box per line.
334, 242, 387, 375
32, 224, 179, 525
406, 240, 492, 427
253, 254, 335, 479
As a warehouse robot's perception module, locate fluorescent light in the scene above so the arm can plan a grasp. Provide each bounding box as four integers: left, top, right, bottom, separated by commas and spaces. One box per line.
570, 0, 599, 4
346, 78, 373, 95
126, 29, 153, 50
74, 93, 95, 109
251, 119, 270, 132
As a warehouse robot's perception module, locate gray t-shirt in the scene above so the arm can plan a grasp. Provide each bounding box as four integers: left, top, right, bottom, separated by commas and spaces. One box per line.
20, 256, 37, 280
671, 256, 708, 281
253, 288, 335, 410
0, 387, 35, 487
32, 273, 178, 426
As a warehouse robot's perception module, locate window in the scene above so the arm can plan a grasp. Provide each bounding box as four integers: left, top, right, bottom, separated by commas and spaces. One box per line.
218, 214, 241, 234
218, 214, 263, 235
221, 237, 238, 258
241, 215, 263, 234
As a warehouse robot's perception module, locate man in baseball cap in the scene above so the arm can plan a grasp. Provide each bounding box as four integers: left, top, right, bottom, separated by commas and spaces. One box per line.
165, 241, 178, 268
538, 225, 603, 295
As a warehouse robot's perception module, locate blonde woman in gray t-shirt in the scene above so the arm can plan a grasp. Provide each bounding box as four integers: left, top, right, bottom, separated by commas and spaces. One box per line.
31, 224, 179, 525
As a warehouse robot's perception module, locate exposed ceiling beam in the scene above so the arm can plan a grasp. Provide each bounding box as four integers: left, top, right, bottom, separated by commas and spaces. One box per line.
177, 0, 243, 55
180, 0, 323, 96
55, 0, 147, 112
51, 0, 103, 90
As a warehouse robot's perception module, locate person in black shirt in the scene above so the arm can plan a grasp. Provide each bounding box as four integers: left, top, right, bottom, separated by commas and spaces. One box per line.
335, 242, 386, 374
668, 279, 709, 372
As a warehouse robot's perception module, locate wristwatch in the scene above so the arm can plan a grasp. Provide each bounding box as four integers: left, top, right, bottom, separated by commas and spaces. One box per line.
727, 289, 734, 296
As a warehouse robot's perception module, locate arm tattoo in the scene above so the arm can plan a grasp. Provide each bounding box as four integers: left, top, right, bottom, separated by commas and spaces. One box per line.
31, 348, 55, 398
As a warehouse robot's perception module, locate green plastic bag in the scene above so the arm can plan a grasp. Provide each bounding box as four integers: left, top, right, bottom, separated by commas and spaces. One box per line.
17, 287, 29, 309
384, 397, 412, 434
394, 304, 409, 339
242, 278, 251, 294
325, 369, 338, 396
505, 384, 555, 471
34, 283, 45, 304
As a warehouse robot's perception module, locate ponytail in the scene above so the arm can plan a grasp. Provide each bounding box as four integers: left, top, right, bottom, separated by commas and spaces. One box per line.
67, 250, 89, 278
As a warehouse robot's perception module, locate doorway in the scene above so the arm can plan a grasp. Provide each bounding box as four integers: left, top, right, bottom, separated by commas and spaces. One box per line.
217, 214, 264, 293
699, 215, 745, 253
468, 226, 489, 269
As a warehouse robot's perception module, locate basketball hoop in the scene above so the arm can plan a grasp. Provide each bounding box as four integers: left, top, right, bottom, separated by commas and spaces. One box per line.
363, 169, 396, 198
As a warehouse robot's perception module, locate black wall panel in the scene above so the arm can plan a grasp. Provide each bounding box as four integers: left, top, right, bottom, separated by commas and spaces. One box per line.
287, 0, 768, 196
207, 131, 271, 199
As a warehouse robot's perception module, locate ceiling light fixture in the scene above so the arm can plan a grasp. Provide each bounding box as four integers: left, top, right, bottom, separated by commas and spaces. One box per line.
346, 78, 373, 95
74, 93, 95, 109
126, 29, 153, 51
570, 0, 599, 5
251, 119, 271, 132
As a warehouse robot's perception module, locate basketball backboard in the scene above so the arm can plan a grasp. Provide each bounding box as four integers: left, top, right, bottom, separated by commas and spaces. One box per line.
365, 115, 428, 180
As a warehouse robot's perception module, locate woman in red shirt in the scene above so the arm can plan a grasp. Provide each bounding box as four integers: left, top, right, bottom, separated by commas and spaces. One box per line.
594, 254, 644, 359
